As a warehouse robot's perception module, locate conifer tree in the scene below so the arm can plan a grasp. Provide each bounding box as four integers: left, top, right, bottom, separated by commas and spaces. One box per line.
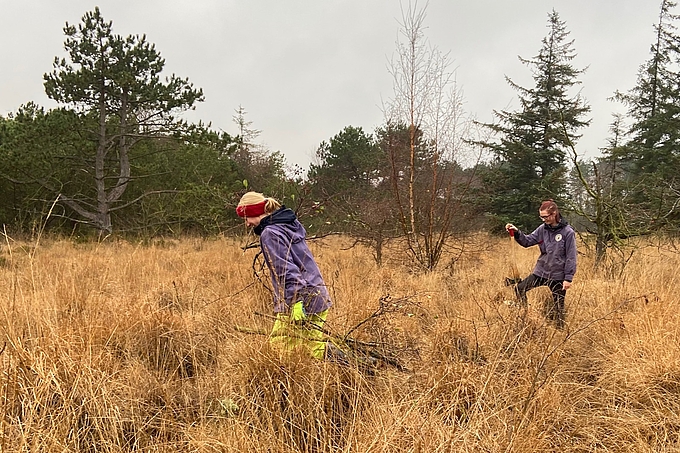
483, 10, 590, 231
43, 7, 203, 234
612, 0, 680, 228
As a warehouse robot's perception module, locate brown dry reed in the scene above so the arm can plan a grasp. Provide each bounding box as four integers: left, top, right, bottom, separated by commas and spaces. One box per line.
0, 234, 678, 452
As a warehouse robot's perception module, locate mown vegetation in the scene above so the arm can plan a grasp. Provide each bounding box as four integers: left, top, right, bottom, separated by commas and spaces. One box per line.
0, 235, 677, 452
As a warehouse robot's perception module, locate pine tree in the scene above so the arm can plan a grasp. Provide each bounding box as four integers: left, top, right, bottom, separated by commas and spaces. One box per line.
43, 7, 203, 234
483, 10, 590, 231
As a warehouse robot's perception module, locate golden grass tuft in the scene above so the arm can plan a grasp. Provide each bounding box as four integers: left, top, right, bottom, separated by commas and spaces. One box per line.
0, 234, 679, 451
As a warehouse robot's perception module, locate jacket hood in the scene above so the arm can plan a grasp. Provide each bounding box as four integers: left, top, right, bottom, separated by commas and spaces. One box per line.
545, 215, 569, 231
254, 206, 297, 235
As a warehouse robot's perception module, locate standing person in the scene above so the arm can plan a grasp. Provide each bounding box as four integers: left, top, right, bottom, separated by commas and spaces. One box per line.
236, 191, 332, 359
505, 200, 577, 328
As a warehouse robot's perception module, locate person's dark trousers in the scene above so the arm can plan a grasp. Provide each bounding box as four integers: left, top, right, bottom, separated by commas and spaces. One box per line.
514, 273, 566, 328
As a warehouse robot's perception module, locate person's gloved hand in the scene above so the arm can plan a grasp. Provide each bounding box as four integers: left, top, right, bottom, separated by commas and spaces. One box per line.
290, 301, 306, 323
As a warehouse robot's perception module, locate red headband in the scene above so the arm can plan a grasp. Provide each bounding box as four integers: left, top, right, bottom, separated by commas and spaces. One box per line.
236, 200, 267, 218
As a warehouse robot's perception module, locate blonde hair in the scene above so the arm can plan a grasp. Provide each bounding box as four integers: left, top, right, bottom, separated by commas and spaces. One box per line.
237, 191, 281, 214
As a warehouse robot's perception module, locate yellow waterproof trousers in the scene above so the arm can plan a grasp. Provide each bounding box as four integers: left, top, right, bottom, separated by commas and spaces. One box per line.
270, 310, 328, 359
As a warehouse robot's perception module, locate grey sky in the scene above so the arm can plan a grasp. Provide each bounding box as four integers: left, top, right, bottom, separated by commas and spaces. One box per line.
0, 1, 663, 170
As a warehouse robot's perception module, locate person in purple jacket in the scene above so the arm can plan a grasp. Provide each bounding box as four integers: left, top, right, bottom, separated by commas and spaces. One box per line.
236, 191, 332, 358
505, 200, 577, 329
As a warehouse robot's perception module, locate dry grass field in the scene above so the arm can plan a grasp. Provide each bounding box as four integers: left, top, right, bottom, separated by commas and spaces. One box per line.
0, 233, 678, 452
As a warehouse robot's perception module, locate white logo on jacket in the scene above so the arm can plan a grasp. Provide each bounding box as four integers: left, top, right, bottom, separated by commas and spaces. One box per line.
555, 234, 563, 242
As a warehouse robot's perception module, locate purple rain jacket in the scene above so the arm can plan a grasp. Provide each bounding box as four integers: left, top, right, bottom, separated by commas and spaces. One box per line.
513, 216, 577, 282
254, 207, 332, 314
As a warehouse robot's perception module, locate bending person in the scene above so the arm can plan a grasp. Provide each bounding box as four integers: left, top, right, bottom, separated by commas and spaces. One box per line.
236, 192, 332, 358
505, 200, 577, 329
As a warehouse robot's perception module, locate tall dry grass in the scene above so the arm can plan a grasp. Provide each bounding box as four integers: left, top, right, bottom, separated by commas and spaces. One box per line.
0, 234, 678, 452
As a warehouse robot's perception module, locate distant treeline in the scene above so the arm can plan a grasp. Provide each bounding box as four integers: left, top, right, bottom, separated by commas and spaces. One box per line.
2, 2, 680, 270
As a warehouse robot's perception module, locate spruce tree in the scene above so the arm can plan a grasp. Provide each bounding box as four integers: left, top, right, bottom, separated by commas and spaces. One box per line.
483, 10, 590, 231
612, 0, 680, 228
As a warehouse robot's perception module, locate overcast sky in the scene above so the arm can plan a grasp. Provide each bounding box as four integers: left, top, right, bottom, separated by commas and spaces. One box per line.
0, 1, 664, 170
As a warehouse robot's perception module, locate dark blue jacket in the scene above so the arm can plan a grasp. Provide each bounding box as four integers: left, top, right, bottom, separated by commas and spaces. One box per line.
255, 207, 332, 314
514, 216, 577, 282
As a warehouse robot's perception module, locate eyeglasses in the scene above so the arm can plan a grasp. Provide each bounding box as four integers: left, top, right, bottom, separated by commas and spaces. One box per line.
539, 214, 551, 220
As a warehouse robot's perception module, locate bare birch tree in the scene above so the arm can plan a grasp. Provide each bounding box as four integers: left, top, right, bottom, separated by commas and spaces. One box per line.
384, 1, 482, 270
